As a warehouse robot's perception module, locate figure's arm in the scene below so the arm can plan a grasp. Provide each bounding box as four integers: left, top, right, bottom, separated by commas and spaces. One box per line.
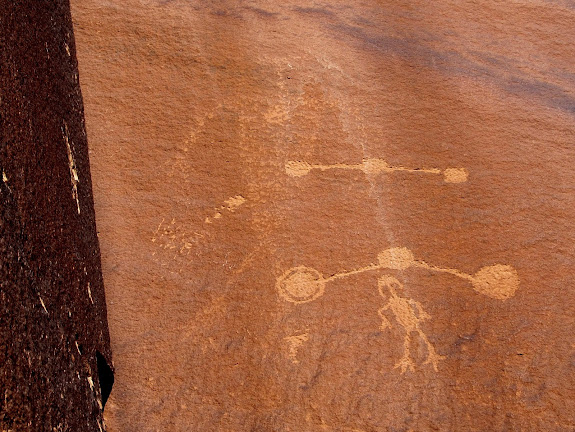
378, 307, 392, 330
410, 299, 431, 320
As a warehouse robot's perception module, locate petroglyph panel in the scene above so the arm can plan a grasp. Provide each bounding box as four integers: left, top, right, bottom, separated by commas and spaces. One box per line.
72, 0, 575, 430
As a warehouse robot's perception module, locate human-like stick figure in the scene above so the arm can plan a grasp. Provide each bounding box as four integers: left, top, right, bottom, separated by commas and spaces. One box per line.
377, 275, 445, 373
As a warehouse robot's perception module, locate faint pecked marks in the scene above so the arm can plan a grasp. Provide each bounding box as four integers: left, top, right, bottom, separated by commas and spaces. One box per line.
151, 217, 200, 257
286, 158, 468, 183
152, 196, 247, 259
166, 105, 223, 181
205, 195, 246, 224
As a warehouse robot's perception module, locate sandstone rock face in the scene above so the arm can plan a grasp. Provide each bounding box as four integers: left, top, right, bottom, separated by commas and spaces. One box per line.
71, 1, 575, 430
0, 1, 112, 430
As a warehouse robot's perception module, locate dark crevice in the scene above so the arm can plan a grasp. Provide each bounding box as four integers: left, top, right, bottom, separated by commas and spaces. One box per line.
96, 351, 114, 408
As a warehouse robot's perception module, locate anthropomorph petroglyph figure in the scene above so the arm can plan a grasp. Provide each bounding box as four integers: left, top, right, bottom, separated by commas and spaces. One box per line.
377, 275, 445, 373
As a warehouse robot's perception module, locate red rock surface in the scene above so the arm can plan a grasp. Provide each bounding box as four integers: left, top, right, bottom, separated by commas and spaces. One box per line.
71, 1, 575, 430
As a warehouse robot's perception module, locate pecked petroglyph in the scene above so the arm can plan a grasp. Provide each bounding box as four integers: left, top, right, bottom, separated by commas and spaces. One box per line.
377, 247, 520, 300
151, 217, 204, 258
285, 332, 310, 364
277, 247, 519, 304
276, 247, 519, 373
152, 196, 247, 258
285, 158, 468, 183
377, 275, 445, 373
205, 195, 246, 224
277, 266, 326, 304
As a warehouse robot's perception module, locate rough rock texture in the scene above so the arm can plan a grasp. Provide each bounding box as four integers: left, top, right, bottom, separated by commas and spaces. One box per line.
0, 1, 113, 430
71, 1, 575, 431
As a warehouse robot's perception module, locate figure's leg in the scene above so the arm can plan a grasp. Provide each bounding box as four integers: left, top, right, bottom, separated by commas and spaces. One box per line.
418, 329, 446, 371
394, 332, 415, 373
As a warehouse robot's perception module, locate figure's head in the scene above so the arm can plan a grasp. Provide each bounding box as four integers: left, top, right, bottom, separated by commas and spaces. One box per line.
377, 274, 403, 297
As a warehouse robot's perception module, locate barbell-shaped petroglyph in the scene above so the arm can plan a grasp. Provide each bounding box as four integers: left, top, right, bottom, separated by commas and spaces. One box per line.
276, 247, 519, 304
285, 158, 468, 183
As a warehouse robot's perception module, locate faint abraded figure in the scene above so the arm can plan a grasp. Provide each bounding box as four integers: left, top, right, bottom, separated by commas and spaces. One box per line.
377, 275, 445, 373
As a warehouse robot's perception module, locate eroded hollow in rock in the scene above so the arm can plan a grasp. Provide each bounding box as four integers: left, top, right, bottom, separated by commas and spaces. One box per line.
96, 351, 114, 407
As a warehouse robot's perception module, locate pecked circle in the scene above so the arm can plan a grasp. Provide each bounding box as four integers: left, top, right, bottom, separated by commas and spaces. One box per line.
276, 266, 326, 304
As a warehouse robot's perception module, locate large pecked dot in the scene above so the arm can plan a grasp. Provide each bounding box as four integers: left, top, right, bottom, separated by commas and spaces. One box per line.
276, 266, 326, 304
362, 158, 389, 175
472, 264, 519, 300
378, 247, 415, 270
285, 161, 312, 177
443, 168, 468, 183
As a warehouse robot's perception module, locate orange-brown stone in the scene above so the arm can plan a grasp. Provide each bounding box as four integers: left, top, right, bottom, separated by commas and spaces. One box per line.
71, 1, 575, 430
